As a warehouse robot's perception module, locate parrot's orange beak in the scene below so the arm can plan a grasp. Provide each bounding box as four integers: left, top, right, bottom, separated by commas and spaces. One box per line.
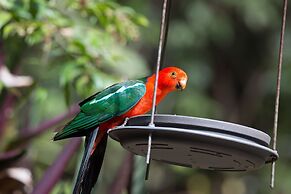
176, 78, 187, 90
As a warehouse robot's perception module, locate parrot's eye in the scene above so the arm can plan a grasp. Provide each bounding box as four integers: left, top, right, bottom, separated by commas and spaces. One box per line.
170, 72, 177, 79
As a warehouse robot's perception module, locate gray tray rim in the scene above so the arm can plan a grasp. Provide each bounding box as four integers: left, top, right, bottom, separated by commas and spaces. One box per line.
124, 114, 271, 146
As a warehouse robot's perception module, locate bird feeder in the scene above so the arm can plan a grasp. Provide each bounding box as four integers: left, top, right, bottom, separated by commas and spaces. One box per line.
109, 114, 277, 171
108, 0, 287, 188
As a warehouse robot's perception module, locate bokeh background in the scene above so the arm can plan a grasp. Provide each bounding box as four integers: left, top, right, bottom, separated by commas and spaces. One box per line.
0, 0, 290, 194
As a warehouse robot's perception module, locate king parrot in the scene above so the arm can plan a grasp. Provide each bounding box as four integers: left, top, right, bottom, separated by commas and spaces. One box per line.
53, 66, 188, 194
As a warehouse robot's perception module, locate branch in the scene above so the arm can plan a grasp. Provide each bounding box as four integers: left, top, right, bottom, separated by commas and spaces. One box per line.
9, 105, 79, 148
22, 105, 79, 138
0, 148, 26, 171
108, 153, 134, 194
0, 65, 33, 88
0, 93, 15, 139
32, 138, 82, 194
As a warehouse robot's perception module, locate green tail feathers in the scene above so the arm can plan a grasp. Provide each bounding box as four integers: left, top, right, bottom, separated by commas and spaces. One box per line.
53, 112, 100, 141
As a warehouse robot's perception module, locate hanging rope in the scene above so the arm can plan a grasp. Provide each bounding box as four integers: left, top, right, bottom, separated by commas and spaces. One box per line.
149, 0, 172, 126
270, 0, 288, 188
145, 0, 172, 180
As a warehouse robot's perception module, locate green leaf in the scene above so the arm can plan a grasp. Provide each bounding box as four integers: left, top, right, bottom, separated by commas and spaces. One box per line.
134, 15, 149, 27
3, 22, 16, 38
59, 63, 82, 86
0, 11, 12, 29
34, 87, 48, 103
76, 75, 91, 97
0, 0, 14, 9
26, 27, 45, 45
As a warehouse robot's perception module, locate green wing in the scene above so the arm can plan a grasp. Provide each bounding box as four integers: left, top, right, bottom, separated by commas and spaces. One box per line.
54, 80, 146, 140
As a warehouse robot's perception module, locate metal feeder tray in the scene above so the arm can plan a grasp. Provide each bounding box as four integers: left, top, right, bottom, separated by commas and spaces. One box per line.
108, 114, 278, 171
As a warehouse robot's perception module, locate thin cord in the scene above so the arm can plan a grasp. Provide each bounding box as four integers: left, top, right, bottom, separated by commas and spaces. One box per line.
145, 132, 152, 180
146, 0, 171, 180
159, 0, 172, 70
149, 0, 171, 126
270, 0, 288, 188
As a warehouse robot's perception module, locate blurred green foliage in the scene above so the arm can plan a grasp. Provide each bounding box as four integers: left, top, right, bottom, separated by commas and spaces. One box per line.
1, 0, 291, 194
0, 0, 148, 98
0, 0, 149, 193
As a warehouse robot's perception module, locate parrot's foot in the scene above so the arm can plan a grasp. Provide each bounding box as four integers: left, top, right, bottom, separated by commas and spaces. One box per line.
121, 117, 129, 127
